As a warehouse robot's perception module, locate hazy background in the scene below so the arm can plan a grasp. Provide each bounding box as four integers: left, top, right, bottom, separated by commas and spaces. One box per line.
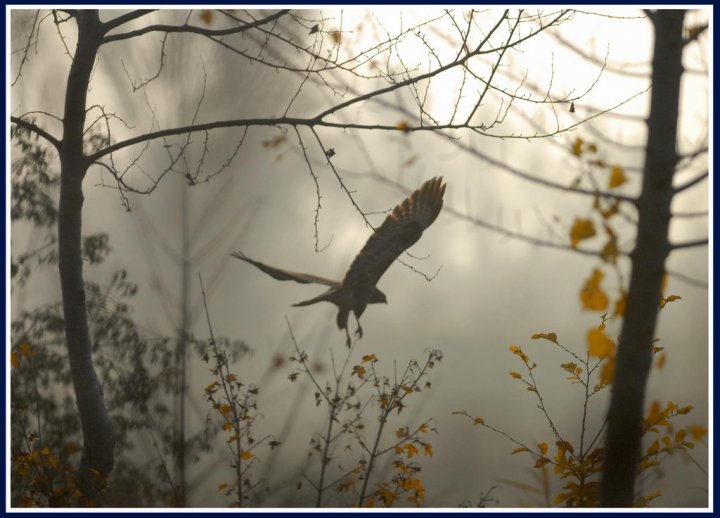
10, 7, 709, 508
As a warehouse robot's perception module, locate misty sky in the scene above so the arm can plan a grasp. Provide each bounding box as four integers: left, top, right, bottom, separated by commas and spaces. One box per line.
10, 7, 710, 508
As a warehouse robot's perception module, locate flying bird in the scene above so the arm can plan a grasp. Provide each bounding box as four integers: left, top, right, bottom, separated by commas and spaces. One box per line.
232, 176, 446, 346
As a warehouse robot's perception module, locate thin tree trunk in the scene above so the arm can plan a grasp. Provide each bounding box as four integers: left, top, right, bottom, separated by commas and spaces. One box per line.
600, 9, 685, 507
58, 10, 115, 495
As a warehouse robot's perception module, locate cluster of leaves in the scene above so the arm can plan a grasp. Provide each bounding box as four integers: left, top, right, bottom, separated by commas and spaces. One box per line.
10, 126, 112, 284
203, 336, 279, 507
10, 120, 58, 227
455, 135, 705, 504
10, 122, 59, 284
566, 136, 683, 388
361, 420, 434, 507
568, 137, 630, 310
10, 269, 184, 506
456, 323, 706, 507
288, 330, 441, 507
11, 435, 106, 507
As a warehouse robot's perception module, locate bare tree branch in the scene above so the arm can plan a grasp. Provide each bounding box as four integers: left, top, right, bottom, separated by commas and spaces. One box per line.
101, 9, 290, 43
101, 8, 156, 32
674, 170, 708, 193
670, 238, 708, 250
10, 116, 61, 149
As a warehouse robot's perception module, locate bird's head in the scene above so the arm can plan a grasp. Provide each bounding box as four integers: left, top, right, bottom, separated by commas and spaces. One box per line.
372, 289, 388, 304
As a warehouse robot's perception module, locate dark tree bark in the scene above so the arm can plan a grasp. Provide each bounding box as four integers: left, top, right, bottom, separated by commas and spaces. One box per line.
12, 9, 293, 505
58, 10, 115, 494
600, 10, 686, 507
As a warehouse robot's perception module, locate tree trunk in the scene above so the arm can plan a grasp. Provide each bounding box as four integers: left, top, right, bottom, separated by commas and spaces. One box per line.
58, 10, 115, 496
600, 10, 685, 507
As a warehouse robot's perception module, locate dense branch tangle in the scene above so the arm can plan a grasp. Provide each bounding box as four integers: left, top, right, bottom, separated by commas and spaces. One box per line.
12, 9, 584, 197
12, 8, 705, 280
11, 8, 705, 262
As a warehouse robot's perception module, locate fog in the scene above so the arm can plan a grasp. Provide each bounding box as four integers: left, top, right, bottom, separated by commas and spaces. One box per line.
10, 7, 709, 508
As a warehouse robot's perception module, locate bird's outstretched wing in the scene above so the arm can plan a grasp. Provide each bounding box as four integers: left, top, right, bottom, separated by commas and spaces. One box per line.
231, 251, 340, 287
342, 176, 446, 288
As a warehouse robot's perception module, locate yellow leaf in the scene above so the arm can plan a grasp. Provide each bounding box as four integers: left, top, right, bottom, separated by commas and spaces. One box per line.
353, 365, 366, 379
662, 436, 673, 450
660, 294, 682, 308
404, 443, 419, 458
423, 443, 433, 457
608, 165, 627, 188
533, 457, 550, 468
509, 345, 530, 363
401, 385, 413, 394
10, 351, 20, 369
613, 290, 628, 317
556, 440, 574, 454
601, 236, 619, 264
511, 447, 529, 455
655, 353, 666, 369
218, 483, 228, 492
396, 120, 410, 133
647, 439, 660, 456
362, 354, 377, 363
225, 374, 238, 382
675, 429, 687, 442
599, 357, 615, 385
538, 442, 549, 455
240, 450, 253, 461
402, 477, 424, 492
638, 490, 662, 506
331, 30, 342, 44
509, 371, 522, 379
687, 425, 707, 441
473, 417, 484, 425
570, 218, 596, 248
587, 326, 615, 358
580, 269, 609, 311
531, 332, 558, 344
200, 10, 214, 25
645, 401, 662, 425
677, 405, 693, 415
418, 423, 428, 433
222, 422, 233, 432
571, 137, 584, 156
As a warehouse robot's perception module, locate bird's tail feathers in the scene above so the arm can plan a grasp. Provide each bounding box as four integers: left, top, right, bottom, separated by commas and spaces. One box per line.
292, 289, 333, 307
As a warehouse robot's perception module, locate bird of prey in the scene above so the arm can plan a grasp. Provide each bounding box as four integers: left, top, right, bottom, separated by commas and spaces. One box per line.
232, 176, 446, 346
